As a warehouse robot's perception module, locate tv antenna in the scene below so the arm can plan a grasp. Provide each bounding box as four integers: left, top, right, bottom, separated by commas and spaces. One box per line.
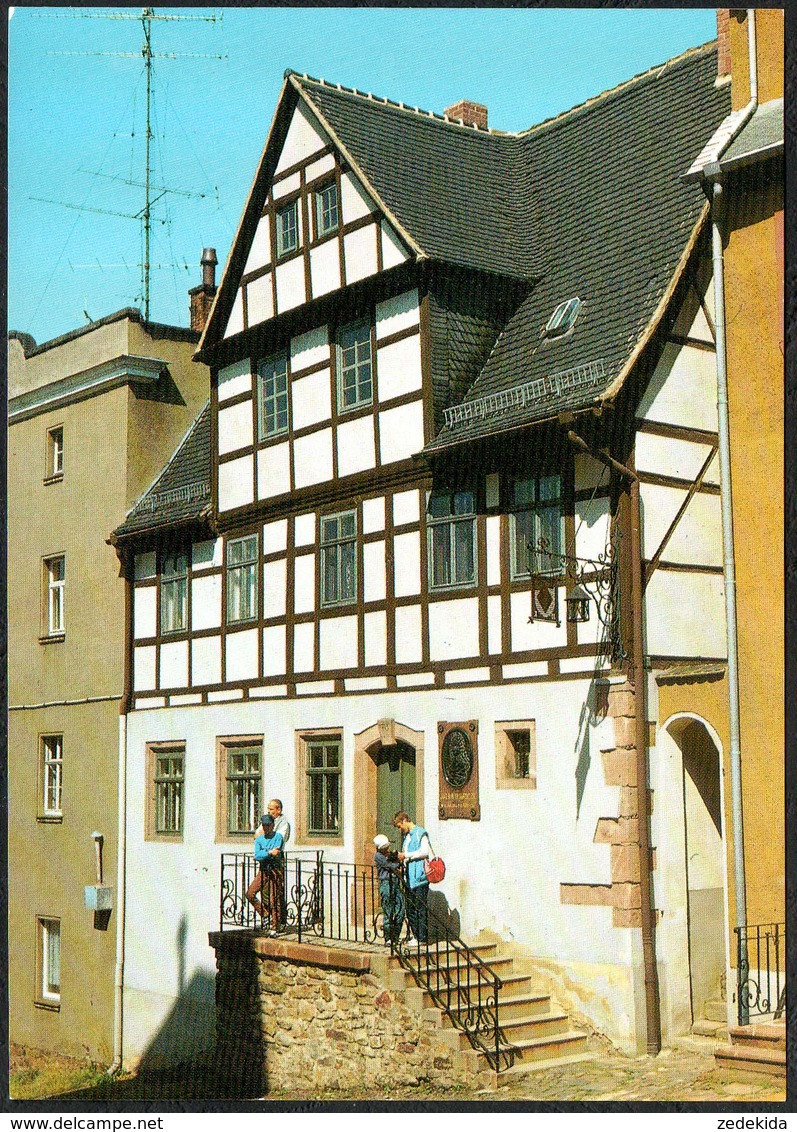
34, 7, 225, 321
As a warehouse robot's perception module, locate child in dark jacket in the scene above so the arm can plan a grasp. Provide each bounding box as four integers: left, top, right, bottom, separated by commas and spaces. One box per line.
373, 834, 404, 946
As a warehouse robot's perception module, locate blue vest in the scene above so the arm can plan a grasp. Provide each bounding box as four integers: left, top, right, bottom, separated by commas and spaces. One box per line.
404, 825, 429, 889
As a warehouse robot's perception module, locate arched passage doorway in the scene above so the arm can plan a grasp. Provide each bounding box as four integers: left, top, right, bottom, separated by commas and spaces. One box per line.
667, 715, 726, 1024
353, 721, 425, 865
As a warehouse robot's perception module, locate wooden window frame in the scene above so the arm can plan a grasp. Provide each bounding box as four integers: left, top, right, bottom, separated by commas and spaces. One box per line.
36, 916, 61, 1010
146, 742, 186, 843
215, 736, 263, 843
295, 729, 344, 847
275, 198, 300, 259
225, 534, 259, 625
39, 734, 64, 821
427, 490, 477, 591
45, 425, 64, 483
160, 551, 188, 635
509, 474, 564, 580
495, 720, 537, 790
41, 554, 65, 640
336, 319, 374, 413
314, 179, 339, 240
256, 352, 290, 440
319, 509, 357, 608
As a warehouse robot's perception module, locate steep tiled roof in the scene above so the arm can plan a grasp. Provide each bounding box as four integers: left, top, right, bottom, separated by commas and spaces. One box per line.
113, 402, 211, 538
425, 43, 729, 451
296, 76, 537, 281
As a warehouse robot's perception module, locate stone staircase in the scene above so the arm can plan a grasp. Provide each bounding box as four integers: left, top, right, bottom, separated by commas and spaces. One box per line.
714, 1021, 786, 1078
690, 986, 729, 1043
371, 939, 594, 1078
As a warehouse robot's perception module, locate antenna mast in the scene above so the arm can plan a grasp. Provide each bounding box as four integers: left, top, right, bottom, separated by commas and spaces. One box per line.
39, 6, 224, 321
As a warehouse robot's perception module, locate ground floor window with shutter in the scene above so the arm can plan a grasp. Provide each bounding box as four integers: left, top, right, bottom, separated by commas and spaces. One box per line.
217, 737, 262, 840
36, 917, 61, 1008
296, 730, 343, 845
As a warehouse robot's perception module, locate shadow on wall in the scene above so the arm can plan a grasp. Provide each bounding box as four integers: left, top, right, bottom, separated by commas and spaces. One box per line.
574, 666, 611, 819
428, 890, 461, 943
137, 914, 216, 1072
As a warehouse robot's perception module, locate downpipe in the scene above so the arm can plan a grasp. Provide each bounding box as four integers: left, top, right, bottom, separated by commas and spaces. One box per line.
108, 710, 128, 1074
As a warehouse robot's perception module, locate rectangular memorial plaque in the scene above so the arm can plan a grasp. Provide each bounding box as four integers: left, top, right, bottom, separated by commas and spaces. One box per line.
437, 720, 480, 821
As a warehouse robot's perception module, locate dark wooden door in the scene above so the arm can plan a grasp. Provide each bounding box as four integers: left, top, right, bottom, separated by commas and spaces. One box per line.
375, 743, 416, 851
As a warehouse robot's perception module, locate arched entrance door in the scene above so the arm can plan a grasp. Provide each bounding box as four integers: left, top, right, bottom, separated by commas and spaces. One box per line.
353, 722, 424, 865
671, 717, 726, 1023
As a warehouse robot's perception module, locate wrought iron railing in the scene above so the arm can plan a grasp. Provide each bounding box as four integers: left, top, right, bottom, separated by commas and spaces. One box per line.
219, 853, 516, 1072
734, 921, 786, 1026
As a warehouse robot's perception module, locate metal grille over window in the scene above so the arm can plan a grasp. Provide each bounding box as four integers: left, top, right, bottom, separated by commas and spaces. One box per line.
428, 491, 476, 589
155, 751, 184, 834
307, 739, 341, 835
161, 553, 187, 633
320, 511, 357, 606
276, 200, 299, 257
226, 746, 261, 834
226, 535, 258, 623
338, 322, 373, 410
42, 736, 63, 816
512, 475, 563, 578
45, 556, 65, 635
315, 181, 339, 237
507, 729, 531, 778
257, 354, 289, 438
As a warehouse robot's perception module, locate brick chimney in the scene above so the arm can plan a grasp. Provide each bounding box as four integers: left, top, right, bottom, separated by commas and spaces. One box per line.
189, 247, 218, 332
716, 9, 731, 79
444, 99, 488, 129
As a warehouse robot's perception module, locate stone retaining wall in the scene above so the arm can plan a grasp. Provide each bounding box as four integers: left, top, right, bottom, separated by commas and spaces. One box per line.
209, 932, 480, 1095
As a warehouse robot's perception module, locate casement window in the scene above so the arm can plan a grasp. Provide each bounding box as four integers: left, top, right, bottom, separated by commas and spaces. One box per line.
43, 555, 65, 636
41, 735, 63, 817
495, 721, 537, 790
160, 552, 188, 634
147, 744, 185, 839
226, 535, 258, 624
510, 475, 563, 578
257, 353, 289, 439
315, 181, 339, 238
37, 918, 61, 1006
427, 491, 476, 589
46, 426, 64, 480
337, 321, 373, 412
275, 200, 299, 258
320, 510, 357, 607
305, 735, 341, 836
221, 742, 262, 837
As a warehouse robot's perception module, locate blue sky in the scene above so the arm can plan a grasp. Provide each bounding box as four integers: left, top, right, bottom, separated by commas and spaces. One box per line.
9, 6, 717, 344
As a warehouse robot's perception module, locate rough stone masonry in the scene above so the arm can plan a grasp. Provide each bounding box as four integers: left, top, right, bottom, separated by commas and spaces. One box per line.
210, 932, 483, 1095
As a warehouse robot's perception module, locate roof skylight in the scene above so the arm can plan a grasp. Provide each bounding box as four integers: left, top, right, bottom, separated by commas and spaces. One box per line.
544, 297, 582, 339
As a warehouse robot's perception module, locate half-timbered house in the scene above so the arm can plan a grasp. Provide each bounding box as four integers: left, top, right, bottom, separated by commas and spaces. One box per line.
111, 41, 734, 1066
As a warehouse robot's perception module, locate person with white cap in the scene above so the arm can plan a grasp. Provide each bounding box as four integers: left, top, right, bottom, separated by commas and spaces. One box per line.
373, 833, 404, 946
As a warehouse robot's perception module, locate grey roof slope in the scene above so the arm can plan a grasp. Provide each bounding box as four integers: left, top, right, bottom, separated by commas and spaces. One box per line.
113, 402, 211, 538
425, 43, 730, 451
296, 76, 537, 281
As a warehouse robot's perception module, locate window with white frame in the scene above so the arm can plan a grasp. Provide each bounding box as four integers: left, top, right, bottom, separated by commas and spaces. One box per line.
46, 426, 64, 479
315, 181, 339, 238
41, 735, 63, 817
510, 475, 563, 578
337, 321, 373, 411
257, 354, 289, 439
160, 552, 188, 633
275, 200, 299, 258
427, 490, 476, 589
305, 735, 341, 836
43, 555, 65, 636
223, 743, 262, 836
38, 917, 61, 1004
320, 511, 357, 607
226, 535, 258, 623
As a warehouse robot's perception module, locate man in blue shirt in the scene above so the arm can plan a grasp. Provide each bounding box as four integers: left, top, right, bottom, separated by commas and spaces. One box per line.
393, 811, 431, 943
246, 813, 284, 934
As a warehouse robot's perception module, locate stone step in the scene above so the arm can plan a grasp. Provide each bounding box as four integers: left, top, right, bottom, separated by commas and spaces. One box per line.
703, 999, 728, 1023
421, 989, 553, 1028
504, 1029, 590, 1065
728, 1022, 786, 1050
691, 1019, 729, 1040
499, 1009, 572, 1044
497, 1049, 597, 1079
403, 972, 539, 1012
410, 954, 517, 982
715, 1043, 786, 1078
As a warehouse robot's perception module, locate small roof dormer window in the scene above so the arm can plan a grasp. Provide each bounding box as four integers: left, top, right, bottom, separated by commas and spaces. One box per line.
544, 296, 582, 339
